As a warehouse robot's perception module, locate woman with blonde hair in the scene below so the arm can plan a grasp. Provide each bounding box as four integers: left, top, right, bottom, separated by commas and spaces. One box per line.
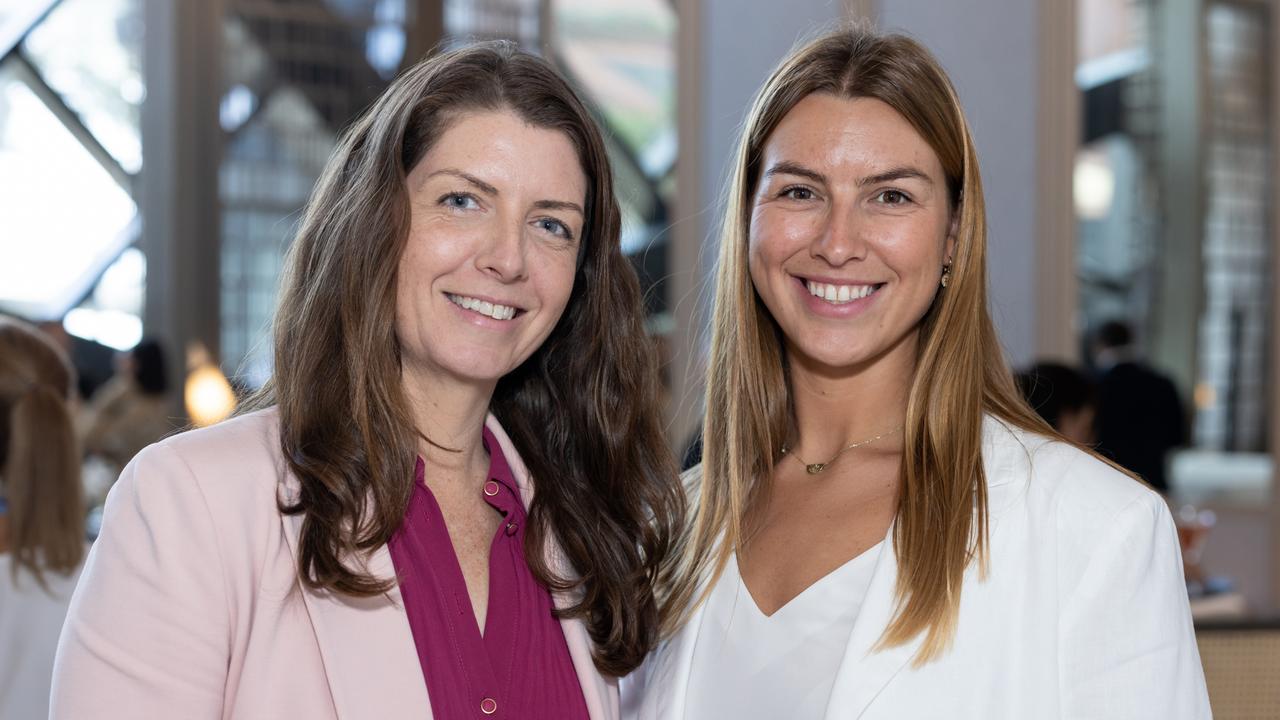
627, 27, 1208, 719
0, 317, 86, 719
53, 42, 681, 719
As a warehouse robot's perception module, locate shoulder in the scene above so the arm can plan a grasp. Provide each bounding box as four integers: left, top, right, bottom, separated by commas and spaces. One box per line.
114, 407, 288, 518
981, 415, 1165, 525
152, 408, 282, 466
981, 417, 1174, 575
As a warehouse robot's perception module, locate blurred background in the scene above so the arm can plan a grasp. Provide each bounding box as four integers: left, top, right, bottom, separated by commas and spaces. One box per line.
0, 0, 1278, 714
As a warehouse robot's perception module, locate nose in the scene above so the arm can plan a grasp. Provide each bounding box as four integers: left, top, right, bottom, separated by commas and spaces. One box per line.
810, 201, 867, 266
476, 215, 528, 282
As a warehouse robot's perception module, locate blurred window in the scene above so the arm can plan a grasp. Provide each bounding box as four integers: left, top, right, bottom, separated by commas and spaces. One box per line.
0, 59, 136, 320
22, 0, 143, 174
1075, 0, 1274, 506
217, 2, 402, 385
0, 0, 143, 343
552, 0, 676, 176
546, 0, 676, 323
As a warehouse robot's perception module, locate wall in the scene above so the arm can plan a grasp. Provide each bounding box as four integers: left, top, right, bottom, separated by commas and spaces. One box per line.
876, 0, 1042, 367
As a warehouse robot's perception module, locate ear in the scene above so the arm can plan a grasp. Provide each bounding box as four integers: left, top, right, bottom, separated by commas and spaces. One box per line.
944, 209, 959, 264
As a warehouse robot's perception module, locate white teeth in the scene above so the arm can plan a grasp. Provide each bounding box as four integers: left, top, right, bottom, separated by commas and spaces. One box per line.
447, 293, 518, 321
805, 281, 879, 305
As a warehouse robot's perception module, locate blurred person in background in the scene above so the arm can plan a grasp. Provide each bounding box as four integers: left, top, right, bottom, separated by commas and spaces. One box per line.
36, 320, 115, 402
1016, 361, 1096, 444
80, 338, 174, 480
0, 317, 87, 720
1090, 319, 1186, 494
51, 42, 680, 719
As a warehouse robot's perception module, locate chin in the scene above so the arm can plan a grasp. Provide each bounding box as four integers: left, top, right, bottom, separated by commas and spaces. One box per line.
446, 357, 518, 384
406, 345, 519, 386
784, 331, 893, 372
811, 352, 878, 373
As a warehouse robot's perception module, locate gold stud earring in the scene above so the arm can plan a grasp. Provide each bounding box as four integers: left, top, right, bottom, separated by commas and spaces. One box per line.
940, 262, 952, 288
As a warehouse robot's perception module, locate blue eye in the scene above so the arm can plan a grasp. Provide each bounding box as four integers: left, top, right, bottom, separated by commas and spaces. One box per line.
875, 190, 910, 205
536, 217, 574, 241
441, 192, 480, 210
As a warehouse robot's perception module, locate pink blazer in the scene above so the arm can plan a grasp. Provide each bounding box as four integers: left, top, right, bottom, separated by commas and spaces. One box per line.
51, 408, 621, 719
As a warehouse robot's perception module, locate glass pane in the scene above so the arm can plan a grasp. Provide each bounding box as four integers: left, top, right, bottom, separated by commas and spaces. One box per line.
22, 0, 144, 174
220, 86, 336, 387
552, 0, 675, 176
0, 0, 52, 48
1195, 3, 1270, 453
0, 59, 137, 319
445, 0, 540, 48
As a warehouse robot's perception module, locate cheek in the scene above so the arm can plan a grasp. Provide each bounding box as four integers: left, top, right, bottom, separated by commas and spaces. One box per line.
747, 209, 805, 284
877, 219, 948, 282
751, 207, 821, 255
393, 248, 424, 319
532, 251, 579, 319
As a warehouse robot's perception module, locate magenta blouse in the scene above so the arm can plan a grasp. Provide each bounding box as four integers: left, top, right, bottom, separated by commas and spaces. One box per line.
387, 428, 590, 719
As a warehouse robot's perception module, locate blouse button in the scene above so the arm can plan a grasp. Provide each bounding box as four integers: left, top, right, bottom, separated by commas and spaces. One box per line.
483, 480, 500, 497
505, 521, 518, 536
480, 697, 498, 715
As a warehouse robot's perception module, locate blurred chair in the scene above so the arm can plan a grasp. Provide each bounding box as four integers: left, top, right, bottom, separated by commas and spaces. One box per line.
1196, 621, 1280, 718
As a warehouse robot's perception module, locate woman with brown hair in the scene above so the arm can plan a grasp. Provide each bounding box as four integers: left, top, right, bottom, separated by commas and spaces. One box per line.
52, 42, 681, 719
627, 27, 1208, 719
0, 317, 86, 719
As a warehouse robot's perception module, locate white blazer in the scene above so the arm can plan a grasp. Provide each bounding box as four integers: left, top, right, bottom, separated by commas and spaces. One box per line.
624, 417, 1211, 719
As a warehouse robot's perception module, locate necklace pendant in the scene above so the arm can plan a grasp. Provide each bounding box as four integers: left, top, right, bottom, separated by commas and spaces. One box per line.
806, 463, 826, 475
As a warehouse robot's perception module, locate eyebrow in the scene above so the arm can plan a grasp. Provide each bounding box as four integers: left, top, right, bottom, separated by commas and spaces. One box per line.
857, 166, 934, 187
425, 168, 583, 215
425, 168, 498, 195
532, 199, 584, 216
764, 161, 934, 187
764, 161, 827, 184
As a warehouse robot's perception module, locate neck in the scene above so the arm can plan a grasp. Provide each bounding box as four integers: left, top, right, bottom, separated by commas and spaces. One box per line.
786, 331, 917, 460
401, 363, 496, 480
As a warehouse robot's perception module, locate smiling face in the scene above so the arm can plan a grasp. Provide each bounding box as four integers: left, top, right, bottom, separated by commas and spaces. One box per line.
397, 109, 586, 389
748, 93, 955, 373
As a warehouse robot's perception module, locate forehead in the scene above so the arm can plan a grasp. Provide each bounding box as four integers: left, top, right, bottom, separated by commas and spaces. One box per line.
760, 93, 944, 181
410, 109, 587, 199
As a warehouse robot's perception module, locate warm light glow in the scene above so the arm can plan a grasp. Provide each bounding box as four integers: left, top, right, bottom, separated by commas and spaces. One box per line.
1073, 150, 1115, 220
1193, 382, 1217, 410
185, 361, 236, 428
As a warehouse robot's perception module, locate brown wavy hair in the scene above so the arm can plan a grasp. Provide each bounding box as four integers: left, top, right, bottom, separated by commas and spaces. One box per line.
663, 26, 1061, 663
245, 42, 682, 676
0, 317, 85, 590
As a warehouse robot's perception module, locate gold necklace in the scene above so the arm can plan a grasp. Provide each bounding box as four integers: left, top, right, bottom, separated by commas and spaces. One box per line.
780, 426, 902, 474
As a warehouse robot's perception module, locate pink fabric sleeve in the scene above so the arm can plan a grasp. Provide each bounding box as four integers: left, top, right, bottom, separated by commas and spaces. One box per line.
50, 442, 231, 719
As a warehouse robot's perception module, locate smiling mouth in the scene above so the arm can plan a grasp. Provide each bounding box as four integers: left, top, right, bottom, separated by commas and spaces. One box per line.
803, 279, 885, 305
446, 293, 522, 321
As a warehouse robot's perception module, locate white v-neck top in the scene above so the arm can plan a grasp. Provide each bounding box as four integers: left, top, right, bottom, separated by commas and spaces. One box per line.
684, 541, 884, 719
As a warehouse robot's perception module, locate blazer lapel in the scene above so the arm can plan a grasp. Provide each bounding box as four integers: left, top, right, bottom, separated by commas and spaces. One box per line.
821, 416, 1025, 718
638, 595, 707, 719
484, 415, 620, 720
822, 527, 923, 720
278, 479, 432, 719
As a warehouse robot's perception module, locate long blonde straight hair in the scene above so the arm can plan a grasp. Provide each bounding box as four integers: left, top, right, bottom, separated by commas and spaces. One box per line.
664, 26, 1055, 662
